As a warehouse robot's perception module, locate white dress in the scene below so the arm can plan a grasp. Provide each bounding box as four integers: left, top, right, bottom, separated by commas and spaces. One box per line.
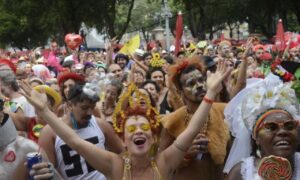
240, 153, 300, 180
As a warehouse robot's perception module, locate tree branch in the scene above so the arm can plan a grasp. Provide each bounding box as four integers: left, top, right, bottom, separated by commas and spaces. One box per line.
117, 0, 135, 39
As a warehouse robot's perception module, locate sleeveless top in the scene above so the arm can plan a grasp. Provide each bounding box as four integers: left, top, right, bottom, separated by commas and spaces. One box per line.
240, 153, 300, 180
159, 91, 173, 114
55, 116, 106, 180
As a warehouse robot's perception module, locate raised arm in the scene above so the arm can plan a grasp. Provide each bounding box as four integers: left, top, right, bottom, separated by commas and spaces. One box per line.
19, 81, 120, 177
105, 37, 118, 66
130, 53, 149, 72
229, 39, 253, 99
159, 60, 232, 171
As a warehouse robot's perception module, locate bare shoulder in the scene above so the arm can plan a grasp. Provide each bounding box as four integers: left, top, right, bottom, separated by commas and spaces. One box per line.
227, 162, 243, 180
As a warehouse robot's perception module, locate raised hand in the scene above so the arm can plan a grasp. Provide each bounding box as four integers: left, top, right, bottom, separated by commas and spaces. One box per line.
206, 60, 232, 97
242, 38, 254, 59
19, 81, 48, 112
106, 36, 118, 50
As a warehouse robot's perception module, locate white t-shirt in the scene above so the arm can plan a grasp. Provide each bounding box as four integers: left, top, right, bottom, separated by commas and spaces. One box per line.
11, 96, 36, 118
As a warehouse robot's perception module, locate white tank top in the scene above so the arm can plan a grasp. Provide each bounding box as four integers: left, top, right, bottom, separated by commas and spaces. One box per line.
55, 116, 106, 180
240, 153, 300, 180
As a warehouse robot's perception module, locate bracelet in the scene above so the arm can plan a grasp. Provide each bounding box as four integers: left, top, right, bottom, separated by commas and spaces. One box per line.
203, 96, 214, 104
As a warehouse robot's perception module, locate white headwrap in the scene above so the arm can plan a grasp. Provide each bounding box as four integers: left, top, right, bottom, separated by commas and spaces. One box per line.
223, 73, 300, 173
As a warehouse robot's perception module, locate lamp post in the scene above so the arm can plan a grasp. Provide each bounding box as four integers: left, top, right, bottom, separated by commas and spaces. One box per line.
162, 0, 172, 52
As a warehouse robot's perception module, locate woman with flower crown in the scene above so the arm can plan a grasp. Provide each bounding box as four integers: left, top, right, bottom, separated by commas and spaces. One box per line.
224, 73, 300, 180
20, 60, 231, 180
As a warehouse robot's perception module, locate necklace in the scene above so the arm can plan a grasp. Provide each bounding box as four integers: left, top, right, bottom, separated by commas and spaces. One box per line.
184, 107, 209, 133
123, 154, 162, 180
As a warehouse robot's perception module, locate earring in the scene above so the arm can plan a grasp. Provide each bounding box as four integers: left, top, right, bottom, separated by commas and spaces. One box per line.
256, 147, 262, 158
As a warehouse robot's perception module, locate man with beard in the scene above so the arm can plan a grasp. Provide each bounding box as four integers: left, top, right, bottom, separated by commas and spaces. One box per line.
159, 56, 230, 180
38, 84, 124, 180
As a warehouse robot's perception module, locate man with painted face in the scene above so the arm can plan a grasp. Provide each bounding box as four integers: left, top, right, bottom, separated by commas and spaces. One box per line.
159, 56, 231, 180
38, 84, 124, 180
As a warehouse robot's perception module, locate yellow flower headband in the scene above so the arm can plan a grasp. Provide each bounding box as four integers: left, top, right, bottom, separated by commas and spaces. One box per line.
112, 83, 161, 136
150, 53, 165, 68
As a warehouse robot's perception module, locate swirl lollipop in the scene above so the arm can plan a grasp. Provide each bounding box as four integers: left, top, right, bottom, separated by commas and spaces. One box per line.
258, 155, 292, 180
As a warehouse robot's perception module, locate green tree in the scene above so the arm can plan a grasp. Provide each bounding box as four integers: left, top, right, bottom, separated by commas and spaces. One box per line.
0, 0, 137, 48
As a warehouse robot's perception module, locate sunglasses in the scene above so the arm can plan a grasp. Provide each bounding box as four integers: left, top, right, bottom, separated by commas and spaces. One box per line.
261, 121, 299, 133
126, 123, 150, 133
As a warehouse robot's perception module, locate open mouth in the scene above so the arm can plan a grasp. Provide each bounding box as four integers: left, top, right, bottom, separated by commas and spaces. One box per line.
274, 140, 291, 148
140, 100, 146, 106
133, 137, 146, 146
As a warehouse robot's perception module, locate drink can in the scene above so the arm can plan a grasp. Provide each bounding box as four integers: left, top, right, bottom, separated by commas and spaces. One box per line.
27, 152, 42, 180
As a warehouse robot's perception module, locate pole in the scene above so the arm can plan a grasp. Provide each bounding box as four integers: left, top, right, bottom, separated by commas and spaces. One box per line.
163, 0, 172, 52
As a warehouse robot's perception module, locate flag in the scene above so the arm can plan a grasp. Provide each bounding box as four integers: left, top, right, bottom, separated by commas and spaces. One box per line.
175, 11, 183, 55
119, 35, 140, 55
275, 19, 285, 52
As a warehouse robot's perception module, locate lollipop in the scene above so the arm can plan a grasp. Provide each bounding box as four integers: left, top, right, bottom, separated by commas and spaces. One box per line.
258, 155, 292, 180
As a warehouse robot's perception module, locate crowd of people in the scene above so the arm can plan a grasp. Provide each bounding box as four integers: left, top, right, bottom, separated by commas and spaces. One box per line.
0, 34, 300, 180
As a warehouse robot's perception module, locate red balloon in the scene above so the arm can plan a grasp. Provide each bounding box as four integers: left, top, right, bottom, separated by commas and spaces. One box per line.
64, 33, 82, 50
298, 35, 300, 43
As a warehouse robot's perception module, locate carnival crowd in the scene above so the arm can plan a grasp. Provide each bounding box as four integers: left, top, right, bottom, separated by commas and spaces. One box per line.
0, 34, 300, 180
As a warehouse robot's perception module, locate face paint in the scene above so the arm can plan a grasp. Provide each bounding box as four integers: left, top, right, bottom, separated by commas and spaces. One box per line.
126, 123, 151, 133
185, 72, 205, 96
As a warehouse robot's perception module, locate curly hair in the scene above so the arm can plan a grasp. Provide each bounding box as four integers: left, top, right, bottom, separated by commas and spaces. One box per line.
168, 56, 206, 90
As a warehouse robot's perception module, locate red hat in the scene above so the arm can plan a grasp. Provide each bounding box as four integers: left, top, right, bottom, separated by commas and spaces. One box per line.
57, 72, 85, 87
0, 59, 17, 73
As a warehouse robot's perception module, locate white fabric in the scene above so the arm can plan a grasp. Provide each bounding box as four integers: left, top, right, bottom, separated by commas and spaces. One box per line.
223, 78, 262, 173
223, 74, 300, 173
240, 156, 259, 180
0, 136, 38, 179
11, 96, 36, 118
240, 153, 300, 180
0, 116, 17, 148
55, 116, 106, 180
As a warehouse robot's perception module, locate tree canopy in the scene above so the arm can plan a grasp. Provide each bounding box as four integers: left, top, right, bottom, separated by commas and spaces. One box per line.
0, 0, 299, 48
